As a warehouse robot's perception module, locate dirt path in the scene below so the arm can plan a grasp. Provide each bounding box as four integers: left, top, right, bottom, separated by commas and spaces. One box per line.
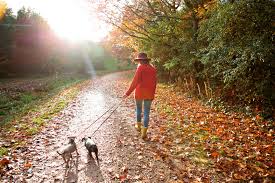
15, 72, 173, 183
2, 71, 273, 182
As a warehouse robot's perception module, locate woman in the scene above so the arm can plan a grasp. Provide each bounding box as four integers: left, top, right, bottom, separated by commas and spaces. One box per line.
123, 52, 157, 139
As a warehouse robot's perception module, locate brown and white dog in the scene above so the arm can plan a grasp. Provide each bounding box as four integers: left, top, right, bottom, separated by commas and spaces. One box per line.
57, 137, 78, 167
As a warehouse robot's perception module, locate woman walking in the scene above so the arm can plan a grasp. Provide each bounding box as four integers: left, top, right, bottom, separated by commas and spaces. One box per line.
123, 52, 157, 139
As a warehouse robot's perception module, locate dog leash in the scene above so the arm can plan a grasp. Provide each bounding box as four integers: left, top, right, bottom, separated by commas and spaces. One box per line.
90, 100, 123, 137
75, 98, 125, 140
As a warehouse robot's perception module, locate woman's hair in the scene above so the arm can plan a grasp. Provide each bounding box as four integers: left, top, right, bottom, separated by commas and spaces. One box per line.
140, 60, 149, 65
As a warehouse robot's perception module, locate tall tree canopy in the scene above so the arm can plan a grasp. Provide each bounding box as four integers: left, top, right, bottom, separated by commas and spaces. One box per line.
99, 0, 275, 116
0, 7, 16, 65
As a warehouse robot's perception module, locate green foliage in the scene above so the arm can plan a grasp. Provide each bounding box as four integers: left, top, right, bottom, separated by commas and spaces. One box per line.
61, 42, 130, 74
163, 58, 179, 71
1, 6, 123, 77
0, 8, 16, 76
20, 93, 36, 103
103, 56, 119, 71
32, 117, 44, 126
0, 147, 8, 157
198, 0, 274, 110
0, 75, 86, 125
117, 0, 274, 116
47, 76, 84, 91
134, 1, 202, 82
26, 127, 39, 135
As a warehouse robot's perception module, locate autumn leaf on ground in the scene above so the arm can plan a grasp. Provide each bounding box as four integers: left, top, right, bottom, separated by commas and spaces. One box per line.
0, 158, 10, 167
211, 152, 220, 159
114, 166, 128, 181
24, 162, 32, 168
119, 173, 128, 182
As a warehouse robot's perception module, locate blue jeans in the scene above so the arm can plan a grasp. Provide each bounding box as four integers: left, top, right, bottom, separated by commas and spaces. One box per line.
136, 100, 152, 128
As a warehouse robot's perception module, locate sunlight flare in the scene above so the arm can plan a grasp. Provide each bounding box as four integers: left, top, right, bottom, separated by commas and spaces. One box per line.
5, 0, 110, 42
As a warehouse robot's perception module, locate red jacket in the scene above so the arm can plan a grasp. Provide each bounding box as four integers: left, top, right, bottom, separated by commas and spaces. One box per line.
126, 64, 157, 100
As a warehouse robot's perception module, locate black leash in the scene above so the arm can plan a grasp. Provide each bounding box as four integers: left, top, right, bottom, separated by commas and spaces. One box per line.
75, 98, 125, 140
90, 100, 123, 136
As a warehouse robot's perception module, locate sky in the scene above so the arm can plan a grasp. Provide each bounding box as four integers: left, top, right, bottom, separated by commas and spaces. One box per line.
3, 0, 110, 42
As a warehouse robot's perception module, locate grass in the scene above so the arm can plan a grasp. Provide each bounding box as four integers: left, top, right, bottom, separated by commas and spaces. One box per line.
32, 118, 45, 126
0, 147, 8, 157
0, 74, 90, 158
20, 93, 37, 103
0, 70, 131, 158
0, 69, 126, 157
0, 75, 87, 125
26, 127, 39, 136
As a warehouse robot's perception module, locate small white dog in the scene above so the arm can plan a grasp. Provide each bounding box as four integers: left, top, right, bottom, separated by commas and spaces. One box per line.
57, 137, 78, 167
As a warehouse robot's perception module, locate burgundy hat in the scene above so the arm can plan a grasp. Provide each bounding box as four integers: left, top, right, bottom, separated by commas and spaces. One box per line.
134, 52, 151, 61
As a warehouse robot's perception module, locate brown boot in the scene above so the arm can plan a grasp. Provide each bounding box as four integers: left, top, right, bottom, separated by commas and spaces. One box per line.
141, 127, 148, 139
135, 122, 142, 132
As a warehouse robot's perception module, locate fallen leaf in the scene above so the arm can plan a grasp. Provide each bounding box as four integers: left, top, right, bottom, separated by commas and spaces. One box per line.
119, 174, 127, 181
24, 162, 32, 168
0, 158, 10, 166
211, 151, 219, 158
254, 166, 264, 173
216, 118, 224, 122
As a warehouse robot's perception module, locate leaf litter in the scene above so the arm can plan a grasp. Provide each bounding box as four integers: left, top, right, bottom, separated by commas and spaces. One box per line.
0, 71, 274, 182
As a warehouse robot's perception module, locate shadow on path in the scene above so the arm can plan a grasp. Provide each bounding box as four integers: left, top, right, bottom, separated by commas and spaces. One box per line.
84, 153, 104, 182
62, 155, 79, 183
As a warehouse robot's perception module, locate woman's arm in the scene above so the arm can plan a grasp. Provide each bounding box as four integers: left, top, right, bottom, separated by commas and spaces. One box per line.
125, 66, 142, 97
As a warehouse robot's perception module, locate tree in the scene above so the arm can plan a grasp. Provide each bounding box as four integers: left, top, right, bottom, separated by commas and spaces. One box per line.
96, 0, 215, 80
198, 0, 275, 116
0, 8, 16, 62
98, 0, 275, 116
6, 7, 57, 74
0, 7, 16, 76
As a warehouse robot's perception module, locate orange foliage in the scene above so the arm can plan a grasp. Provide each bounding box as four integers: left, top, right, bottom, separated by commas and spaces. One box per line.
0, 1, 6, 20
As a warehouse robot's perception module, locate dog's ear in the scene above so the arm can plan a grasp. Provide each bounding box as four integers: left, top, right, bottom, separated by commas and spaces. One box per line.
88, 137, 91, 139
81, 138, 85, 142
68, 136, 76, 140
